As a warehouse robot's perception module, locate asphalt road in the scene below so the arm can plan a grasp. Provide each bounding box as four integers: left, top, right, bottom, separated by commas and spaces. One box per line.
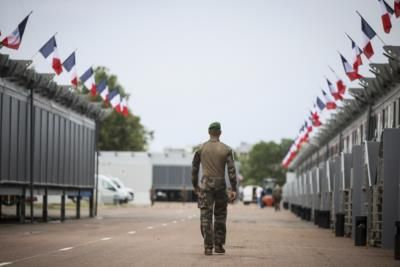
0, 203, 397, 267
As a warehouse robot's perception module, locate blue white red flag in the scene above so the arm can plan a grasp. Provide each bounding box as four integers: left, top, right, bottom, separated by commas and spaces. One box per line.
326, 78, 343, 101
328, 66, 346, 96
322, 90, 337, 110
340, 53, 363, 81
97, 80, 109, 102
359, 14, 377, 59
62, 51, 78, 88
80, 67, 96, 95
39, 36, 63, 75
109, 89, 121, 112
345, 34, 363, 71
1, 12, 31, 50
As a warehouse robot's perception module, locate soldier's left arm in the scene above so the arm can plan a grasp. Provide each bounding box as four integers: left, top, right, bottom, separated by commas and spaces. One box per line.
226, 149, 237, 192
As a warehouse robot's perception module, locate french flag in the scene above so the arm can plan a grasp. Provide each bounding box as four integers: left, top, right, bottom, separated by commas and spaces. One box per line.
80, 67, 96, 95
120, 97, 129, 117
329, 66, 347, 96
340, 53, 363, 81
96, 79, 109, 102
322, 90, 337, 110
346, 33, 363, 71
310, 109, 322, 127
326, 78, 343, 101
62, 51, 78, 88
359, 13, 377, 59
39, 36, 63, 75
379, 0, 394, 33
109, 89, 121, 112
395, 0, 400, 17
1, 12, 31, 50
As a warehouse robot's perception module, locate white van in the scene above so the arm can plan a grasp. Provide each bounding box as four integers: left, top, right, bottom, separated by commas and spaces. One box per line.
97, 175, 129, 205
242, 185, 263, 205
110, 176, 135, 202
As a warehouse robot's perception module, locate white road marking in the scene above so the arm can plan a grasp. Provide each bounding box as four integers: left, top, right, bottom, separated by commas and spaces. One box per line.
101, 237, 111, 241
162, 223, 167, 226
147, 226, 154, 230
180, 219, 185, 222
172, 220, 177, 224
58, 247, 74, 252
0, 263, 13, 266
128, 231, 136, 234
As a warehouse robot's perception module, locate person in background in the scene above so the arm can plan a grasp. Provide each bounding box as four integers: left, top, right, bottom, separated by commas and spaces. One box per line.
272, 184, 282, 211
260, 188, 266, 208
256, 186, 263, 208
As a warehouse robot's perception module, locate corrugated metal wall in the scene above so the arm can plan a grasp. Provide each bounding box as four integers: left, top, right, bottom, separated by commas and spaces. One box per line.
0, 85, 96, 188
152, 165, 192, 190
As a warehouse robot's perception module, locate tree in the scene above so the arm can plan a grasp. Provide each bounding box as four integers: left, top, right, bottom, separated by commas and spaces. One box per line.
90, 66, 153, 151
99, 111, 153, 151
240, 138, 292, 186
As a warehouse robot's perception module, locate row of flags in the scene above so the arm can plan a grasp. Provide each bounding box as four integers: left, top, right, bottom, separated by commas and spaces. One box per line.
0, 11, 129, 117
282, 1, 400, 169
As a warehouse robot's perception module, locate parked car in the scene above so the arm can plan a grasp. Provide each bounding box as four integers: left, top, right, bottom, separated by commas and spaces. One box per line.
97, 175, 129, 205
110, 176, 135, 202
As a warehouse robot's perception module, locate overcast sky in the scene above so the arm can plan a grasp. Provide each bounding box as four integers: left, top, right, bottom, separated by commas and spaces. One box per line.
1, 0, 399, 151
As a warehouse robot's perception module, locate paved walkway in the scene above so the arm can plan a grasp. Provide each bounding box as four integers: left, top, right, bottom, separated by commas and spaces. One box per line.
0, 203, 396, 266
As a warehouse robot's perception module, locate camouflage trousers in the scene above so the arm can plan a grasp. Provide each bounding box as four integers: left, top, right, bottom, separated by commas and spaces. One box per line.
198, 188, 228, 249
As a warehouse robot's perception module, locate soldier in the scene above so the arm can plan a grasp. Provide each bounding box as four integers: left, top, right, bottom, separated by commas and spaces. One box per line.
192, 122, 237, 256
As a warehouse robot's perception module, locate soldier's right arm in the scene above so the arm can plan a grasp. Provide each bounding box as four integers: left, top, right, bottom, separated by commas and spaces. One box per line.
226, 149, 237, 192
191, 150, 201, 189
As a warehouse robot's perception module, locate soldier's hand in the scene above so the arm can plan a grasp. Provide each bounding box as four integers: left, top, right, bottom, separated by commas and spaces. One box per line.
229, 191, 237, 203
194, 187, 201, 196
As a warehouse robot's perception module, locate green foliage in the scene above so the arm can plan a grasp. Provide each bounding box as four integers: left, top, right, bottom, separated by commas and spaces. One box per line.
99, 111, 153, 151
240, 138, 292, 186
91, 66, 153, 151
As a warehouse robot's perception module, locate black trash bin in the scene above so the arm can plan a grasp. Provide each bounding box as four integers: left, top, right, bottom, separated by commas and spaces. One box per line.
283, 202, 289, 210
314, 210, 319, 225
319, 211, 330, 229
306, 208, 311, 221
335, 213, 345, 237
395, 221, 400, 260
355, 216, 367, 246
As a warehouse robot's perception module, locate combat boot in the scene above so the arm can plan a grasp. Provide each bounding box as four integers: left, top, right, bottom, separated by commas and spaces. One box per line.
204, 248, 213, 255
214, 245, 225, 254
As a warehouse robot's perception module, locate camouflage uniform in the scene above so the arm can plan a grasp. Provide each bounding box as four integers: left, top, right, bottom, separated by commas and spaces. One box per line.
192, 137, 237, 249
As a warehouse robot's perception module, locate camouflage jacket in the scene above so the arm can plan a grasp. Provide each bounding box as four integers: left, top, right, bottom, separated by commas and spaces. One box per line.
191, 137, 237, 192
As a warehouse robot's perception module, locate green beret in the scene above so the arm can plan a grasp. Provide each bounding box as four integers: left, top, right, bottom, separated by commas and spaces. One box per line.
208, 122, 221, 131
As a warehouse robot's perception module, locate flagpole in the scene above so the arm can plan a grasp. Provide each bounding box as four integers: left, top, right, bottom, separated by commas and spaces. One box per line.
355, 10, 387, 45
